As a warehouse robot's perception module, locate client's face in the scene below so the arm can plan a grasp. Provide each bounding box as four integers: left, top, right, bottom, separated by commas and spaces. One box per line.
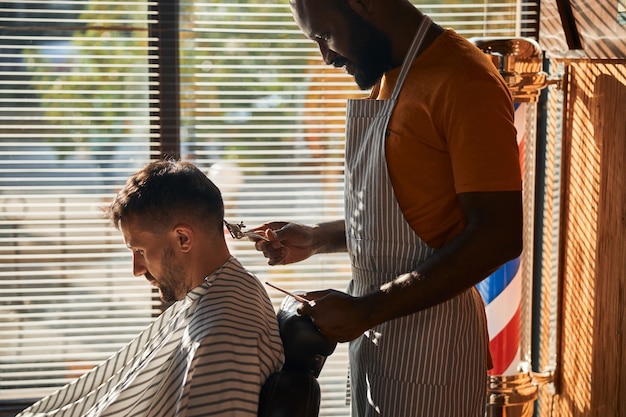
156, 246, 189, 302
121, 216, 190, 303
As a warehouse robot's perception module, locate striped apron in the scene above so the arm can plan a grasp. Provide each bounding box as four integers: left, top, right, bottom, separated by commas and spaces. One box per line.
344, 16, 489, 417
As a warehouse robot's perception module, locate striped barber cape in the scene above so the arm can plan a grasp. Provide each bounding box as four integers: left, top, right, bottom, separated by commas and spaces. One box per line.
17, 257, 285, 417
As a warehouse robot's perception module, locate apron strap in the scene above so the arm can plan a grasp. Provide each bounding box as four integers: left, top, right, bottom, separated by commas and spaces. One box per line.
390, 15, 433, 101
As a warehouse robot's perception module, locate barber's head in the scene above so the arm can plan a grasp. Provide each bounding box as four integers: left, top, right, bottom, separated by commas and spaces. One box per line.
290, 0, 394, 89
106, 160, 225, 302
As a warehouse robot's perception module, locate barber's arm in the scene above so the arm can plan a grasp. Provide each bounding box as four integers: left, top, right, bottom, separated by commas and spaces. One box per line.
252, 219, 347, 265
298, 190, 523, 343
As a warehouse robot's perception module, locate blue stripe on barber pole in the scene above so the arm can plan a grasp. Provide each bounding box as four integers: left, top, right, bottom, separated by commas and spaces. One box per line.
476, 257, 520, 304
476, 102, 526, 375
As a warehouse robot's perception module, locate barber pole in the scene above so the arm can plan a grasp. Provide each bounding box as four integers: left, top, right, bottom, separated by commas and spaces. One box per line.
471, 37, 550, 415
476, 102, 527, 375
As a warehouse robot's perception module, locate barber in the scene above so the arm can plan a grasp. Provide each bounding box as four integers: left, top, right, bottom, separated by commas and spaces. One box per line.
253, 0, 522, 415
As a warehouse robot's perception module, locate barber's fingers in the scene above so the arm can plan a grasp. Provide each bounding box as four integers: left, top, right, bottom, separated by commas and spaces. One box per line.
252, 228, 284, 252
249, 222, 288, 239
296, 290, 327, 315
297, 301, 314, 316
252, 235, 287, 265
267, 249, 289, 266
254, 235, 281, 251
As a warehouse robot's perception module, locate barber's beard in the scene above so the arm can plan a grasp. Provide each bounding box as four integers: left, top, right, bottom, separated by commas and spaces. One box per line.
352, 56, 391, 90
158, 246, 189, 303
344, 15, 393, 89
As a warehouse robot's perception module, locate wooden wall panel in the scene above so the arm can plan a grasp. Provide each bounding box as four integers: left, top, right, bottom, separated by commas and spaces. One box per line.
550, 60, 626, 417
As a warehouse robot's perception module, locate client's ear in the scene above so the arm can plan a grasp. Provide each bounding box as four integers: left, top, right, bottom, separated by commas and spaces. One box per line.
173, 224, 193, 252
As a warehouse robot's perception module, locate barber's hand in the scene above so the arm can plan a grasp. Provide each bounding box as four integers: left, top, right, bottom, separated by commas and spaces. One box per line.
250, 222, 317, 266
297, 289, 370, 343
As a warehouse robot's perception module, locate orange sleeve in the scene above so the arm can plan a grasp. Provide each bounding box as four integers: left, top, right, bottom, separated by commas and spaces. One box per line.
442, 78, 522, 194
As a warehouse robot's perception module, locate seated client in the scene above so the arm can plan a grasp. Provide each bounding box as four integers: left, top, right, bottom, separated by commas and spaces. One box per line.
17, 160, 284, 417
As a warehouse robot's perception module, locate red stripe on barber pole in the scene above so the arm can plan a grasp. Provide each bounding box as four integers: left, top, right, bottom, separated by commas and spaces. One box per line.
489, 304, 522, 375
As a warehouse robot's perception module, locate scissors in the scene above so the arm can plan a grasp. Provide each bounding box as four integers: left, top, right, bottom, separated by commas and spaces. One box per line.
224, 220, 269, 241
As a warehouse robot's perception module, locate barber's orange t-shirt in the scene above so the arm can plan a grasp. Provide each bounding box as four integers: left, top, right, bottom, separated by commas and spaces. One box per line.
374, 30, 522, 248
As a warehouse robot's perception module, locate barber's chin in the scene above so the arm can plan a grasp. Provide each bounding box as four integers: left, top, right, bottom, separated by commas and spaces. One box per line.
354, 76, 378, 90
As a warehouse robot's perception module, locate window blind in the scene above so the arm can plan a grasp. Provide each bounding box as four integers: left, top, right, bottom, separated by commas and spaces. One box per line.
0, 0, 159, 402
0, 0, 538, 413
